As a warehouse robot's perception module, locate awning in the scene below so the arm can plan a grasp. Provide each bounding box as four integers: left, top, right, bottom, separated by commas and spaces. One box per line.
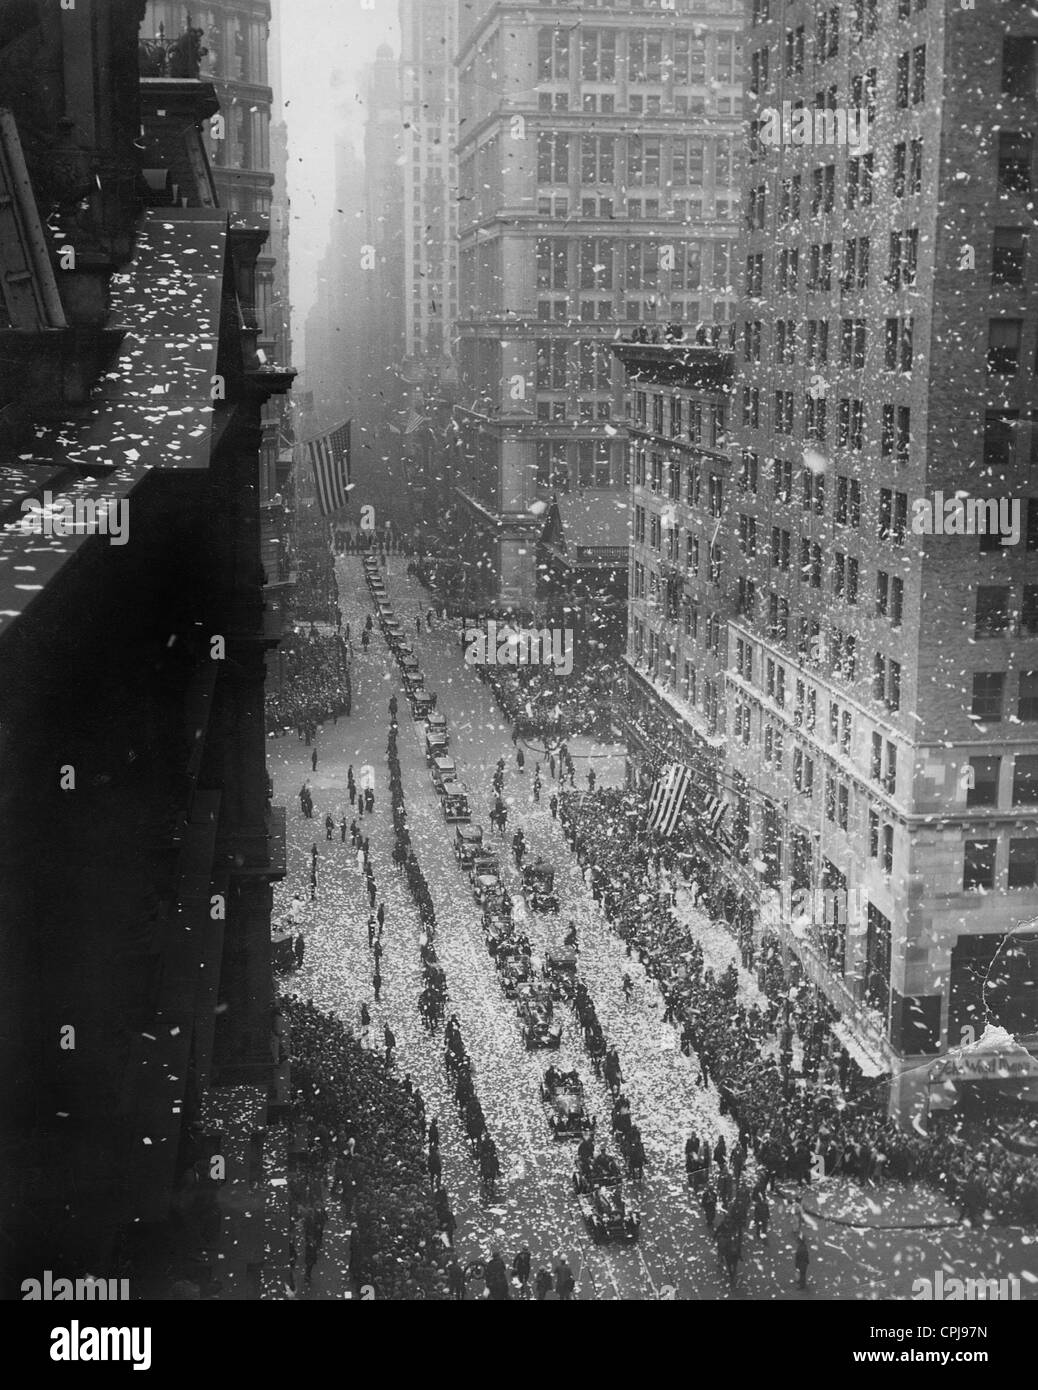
831, 1017, 889, 1079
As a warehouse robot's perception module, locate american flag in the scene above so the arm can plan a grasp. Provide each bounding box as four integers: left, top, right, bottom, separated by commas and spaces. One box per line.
647, 763, 691, 836
306, 420, 352, 516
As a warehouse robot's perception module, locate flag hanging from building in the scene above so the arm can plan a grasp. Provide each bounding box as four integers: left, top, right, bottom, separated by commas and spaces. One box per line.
307, 420, 352, 516
702, 794, 732, 847
648, 762, 691, 836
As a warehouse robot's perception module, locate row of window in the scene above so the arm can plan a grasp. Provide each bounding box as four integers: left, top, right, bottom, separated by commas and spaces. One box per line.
537, 26, 738, 85
739, 388, 913, 460
536, 237, 734, 293
742, 316, 914, 372
537, 133, 736, 189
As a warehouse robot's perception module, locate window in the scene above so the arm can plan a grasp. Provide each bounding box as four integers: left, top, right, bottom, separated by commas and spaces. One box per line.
536, 237, 568, 290
972, 672, 1005, 722
841, 318, 866, 369
975, 586, 1011, 637
911, 44, 926, 104
1019, 671, 1038, 721
1013, 755, 1038, 805
1009, 840, 1038, 889
993, 228, 1027, 285
964, 841, 997, 891
1002, 37, 1038, 98
968, 757, 1001, 807
885, 316, 913, 372
537, 131, 569, 183
998, 134, 1033, 194
988, 319, 1022, 375
882, 824, 894, 875
537, 27, 571, 81
581, 28, 616, 82
739, 450, 759, 494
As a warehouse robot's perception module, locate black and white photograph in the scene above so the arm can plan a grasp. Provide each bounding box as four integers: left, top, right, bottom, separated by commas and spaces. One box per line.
0, 0, 1036, 1354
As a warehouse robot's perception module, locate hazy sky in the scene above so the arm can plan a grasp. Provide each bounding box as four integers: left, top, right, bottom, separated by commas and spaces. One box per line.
278, 0, 402, 344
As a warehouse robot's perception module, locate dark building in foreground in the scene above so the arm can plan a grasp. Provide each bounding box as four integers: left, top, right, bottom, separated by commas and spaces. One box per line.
0, 2, 293, 1296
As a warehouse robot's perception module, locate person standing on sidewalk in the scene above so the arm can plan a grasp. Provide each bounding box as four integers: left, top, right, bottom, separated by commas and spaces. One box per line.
554, 1259, 575, 1301
384, 1022, 396, 1068
512, 1246, 532, 1299
795, 1234, 810, 1290
516, 746, 525, 773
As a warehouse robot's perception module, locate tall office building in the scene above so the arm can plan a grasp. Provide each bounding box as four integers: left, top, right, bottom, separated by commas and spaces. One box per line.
400, 0, 460, 522
144, 1, 295, 623
722, 0, 1038, 1119
454, 0, 744, 614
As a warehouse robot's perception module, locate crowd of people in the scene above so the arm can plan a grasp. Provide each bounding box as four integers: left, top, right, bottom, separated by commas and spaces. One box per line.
266, 632, 351, 737
559, 789, 1038, 1227
279, 997, 447, 1299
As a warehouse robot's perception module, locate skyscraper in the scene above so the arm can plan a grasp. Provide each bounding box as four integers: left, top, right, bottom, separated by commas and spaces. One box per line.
399, 0, 460, 522
724, 0, 1038, 1120
454, 0, 744, 613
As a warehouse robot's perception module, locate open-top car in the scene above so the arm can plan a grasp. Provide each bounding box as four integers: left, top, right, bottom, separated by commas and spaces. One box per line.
442, 783, 471, 822
516, 980, 562, 1049
494, 940, 532, 997
543, 948, 579, 999
482, 911, 513, 948
572, 1166, 640, 1244
521, 859, 560, 913
472, 870, 503, 907
431, 756, 458, 793
540, 1067, 594, 1140
467, 850, 500, 884
454, 824, 484, 869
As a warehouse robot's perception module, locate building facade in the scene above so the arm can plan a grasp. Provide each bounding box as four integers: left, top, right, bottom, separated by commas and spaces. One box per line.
616, 336, 735, 803
0, 0, 294, 1294
454, 0, 744, 613
723, 0, 1038, 1120
400, 0, 460, 525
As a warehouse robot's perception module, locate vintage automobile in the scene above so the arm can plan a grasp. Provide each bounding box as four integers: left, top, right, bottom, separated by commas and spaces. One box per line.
515, 981, 562, 1049
543, 948, 579, 999
540, 1068, 594, 1140
425, 730, 450, 763
496, 942, 533, 998
442, 783, 471, 823
521, 859, 560, 913
572, 1169, 640, 1244
431, 756, 459, 794
454, 824, 484, 868
410, 689, 436, 720
482, 911, 514, 949
402, 666, 424, 694
467, 850, 500, 884
472, 871, 503, 907
425, 711, 448, 738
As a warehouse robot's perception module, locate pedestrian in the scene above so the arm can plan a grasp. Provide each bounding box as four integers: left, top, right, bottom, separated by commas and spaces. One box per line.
428, 1146, 442, 1189
533, 772, 541, 804
447, 1259, 466, 1301
373, 967, 382, 1002
377, 902, 386, 931
368, 914, 376, 948
356, 848, 365, 874
549, 793, 558, 820
554, 1258, 575, 1301
516, 746, 525, 772
534, 1268, 552, 1301
384, 1022, 396, 1067
549, 753, 556, 780
428, 1115, 440, 1150
293, 934, 305, 968
587, 767, 596, 791
485, 1250, 510, 1301
368, 879, 377, 910
753, 1189, 770, 1239
373, 939, 383, 967
795, 1234, 810, 1290
339, 816, 347, 843
312, 748, 318, 773
622, 972, 634, 1004
325, 813, 334, 841
311, 843, 319, 867
512, 1246, 532, 1299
